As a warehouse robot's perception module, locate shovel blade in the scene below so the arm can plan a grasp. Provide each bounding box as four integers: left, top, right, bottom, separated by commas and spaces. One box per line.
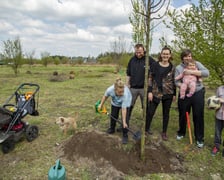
132, 131, 141, 141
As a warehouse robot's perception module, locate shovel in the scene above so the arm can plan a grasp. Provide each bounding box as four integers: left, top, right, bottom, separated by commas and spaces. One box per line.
95, 100, 141, 141
109, 113, 141, 141
186, 112, 193, 145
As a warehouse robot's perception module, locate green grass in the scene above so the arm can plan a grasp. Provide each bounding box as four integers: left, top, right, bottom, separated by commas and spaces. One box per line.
0, 64, 223, 179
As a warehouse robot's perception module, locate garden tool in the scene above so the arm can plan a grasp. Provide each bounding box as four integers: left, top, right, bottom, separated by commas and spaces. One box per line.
95, 100, 141, 141
186, 112, 193, 145
48, 159, 66, 180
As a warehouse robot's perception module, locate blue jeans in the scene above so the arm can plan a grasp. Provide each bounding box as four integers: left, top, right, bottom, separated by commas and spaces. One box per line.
214, 118, 224, 148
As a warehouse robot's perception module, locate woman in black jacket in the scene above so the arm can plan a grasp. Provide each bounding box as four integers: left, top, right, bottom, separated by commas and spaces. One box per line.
146, 46, 176, 141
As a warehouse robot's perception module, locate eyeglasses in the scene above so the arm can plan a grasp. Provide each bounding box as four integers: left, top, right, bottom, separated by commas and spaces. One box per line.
162, 53, 170, 55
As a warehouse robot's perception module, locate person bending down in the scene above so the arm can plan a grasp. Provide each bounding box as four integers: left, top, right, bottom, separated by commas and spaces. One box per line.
98, 78, 132, 144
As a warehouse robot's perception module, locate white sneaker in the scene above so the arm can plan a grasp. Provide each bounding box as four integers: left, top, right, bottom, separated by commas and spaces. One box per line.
176, 135, 184, 140
197, 141, 204, 148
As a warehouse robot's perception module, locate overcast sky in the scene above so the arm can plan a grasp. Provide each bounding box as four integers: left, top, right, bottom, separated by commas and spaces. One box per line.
0, 0, 197, 58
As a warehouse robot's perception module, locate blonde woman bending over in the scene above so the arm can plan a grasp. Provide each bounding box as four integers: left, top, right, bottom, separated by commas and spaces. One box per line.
98, 78, 132, 144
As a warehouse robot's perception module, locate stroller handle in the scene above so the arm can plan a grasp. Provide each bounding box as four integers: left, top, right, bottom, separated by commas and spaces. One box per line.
3, 83, 40, 106
17, 83, 40, 91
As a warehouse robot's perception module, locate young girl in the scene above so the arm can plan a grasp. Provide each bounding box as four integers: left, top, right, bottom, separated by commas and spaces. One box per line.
211, 85, 224, 156
98, 78, 132, 144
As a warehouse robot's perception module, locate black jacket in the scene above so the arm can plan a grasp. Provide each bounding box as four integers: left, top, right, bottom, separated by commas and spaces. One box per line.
126, 55, 155, 88
148, 61, 176, 98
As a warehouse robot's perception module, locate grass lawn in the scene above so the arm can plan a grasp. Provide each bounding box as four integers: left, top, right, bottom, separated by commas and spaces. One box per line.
0, 64, 223, 179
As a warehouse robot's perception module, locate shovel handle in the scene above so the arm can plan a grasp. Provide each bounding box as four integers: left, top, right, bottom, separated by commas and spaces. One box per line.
186, 112, 193, 145
110, 114, 137, 136
95, 100, 141, 139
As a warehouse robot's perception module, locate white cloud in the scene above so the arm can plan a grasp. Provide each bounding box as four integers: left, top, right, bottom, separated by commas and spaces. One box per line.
0, 20, 14, 32
0, 0, 195, 58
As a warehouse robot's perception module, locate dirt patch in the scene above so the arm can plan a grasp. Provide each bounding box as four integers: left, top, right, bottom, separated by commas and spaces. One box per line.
61, 130, 185, 178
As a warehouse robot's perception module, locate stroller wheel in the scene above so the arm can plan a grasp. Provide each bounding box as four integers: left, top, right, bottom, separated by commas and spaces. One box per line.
26, 125, 39, 142
31, 110, 39, 116
2, 139, 15, 154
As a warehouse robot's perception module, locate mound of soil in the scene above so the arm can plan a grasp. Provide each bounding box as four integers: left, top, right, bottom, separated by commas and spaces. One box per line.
62, 130, 184, 178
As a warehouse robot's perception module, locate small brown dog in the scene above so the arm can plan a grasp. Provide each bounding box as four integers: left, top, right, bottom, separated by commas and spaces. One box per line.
55, 112, 78, 135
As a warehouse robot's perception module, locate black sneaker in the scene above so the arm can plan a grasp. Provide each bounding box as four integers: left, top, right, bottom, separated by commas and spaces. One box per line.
122, 136, 128, 144
161, 132, 168, 141
106, 128, 115, 134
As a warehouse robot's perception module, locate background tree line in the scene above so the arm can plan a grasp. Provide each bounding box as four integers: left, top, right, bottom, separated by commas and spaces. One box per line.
0, 35, 158, 75
0, 0, 223, 87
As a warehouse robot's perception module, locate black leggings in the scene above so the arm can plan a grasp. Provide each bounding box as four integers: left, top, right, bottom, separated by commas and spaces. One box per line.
110, 105, 130, 137
146, 96, 173, 133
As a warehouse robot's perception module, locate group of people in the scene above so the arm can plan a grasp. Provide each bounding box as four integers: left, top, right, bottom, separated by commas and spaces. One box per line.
98, 43, 224, 157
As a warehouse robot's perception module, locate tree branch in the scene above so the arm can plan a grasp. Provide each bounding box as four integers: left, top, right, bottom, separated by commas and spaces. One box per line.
151, 0, 170, 20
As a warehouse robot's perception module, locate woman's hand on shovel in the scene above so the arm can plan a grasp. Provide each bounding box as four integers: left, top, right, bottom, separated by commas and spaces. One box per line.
123, 122, 128, 129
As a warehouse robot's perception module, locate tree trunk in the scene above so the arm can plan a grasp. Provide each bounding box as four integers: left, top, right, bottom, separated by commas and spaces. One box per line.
140, 0, 151, 161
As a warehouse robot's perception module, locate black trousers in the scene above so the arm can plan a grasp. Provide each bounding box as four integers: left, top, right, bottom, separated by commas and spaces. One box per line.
177, 88, 205, 142
146, 95, 173, 133
110, 105, 130, 137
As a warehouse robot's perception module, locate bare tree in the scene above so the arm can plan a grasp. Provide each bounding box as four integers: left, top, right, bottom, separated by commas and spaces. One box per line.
110, 36, 127, 55
2, 37, 23, 75
130, 0, 170, 160
110, 36, 128, 72
25, 50, 35, 68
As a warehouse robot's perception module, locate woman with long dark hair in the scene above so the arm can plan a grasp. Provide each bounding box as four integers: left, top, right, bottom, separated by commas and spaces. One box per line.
146, 46, 176, 141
